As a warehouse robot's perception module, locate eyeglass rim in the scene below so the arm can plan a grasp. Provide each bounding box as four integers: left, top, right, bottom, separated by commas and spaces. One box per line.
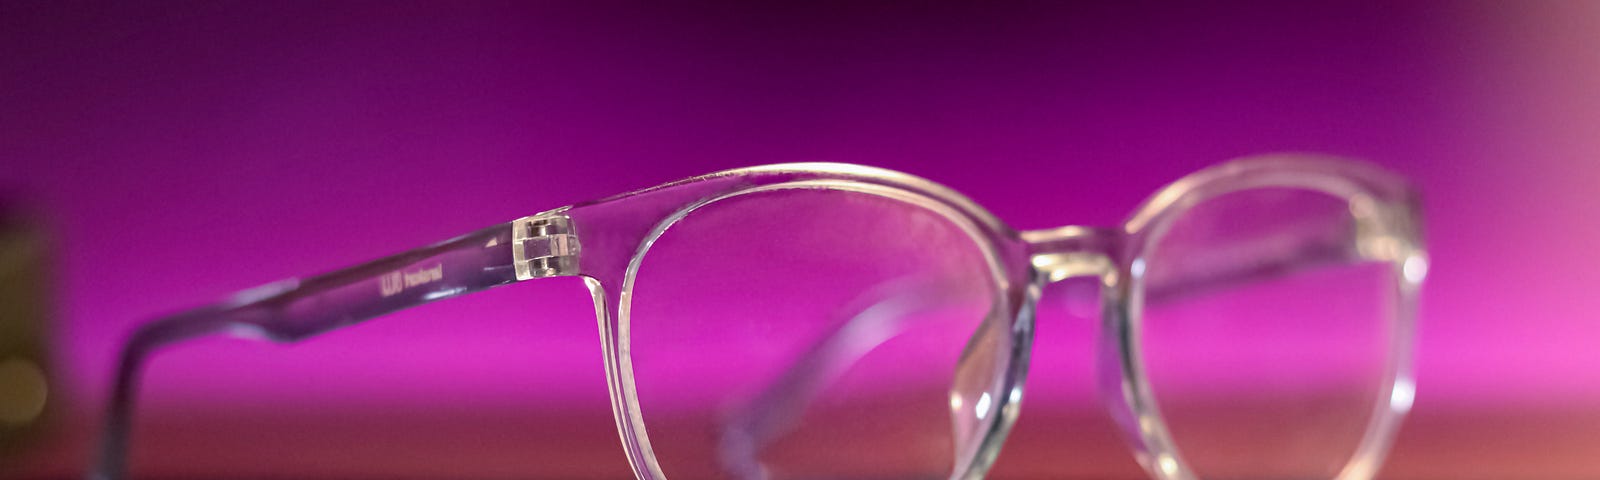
602, 180, 1030, 480
563, 153, 1424, 480
92, 153, 1425, 480
1110, 155, 1426, 480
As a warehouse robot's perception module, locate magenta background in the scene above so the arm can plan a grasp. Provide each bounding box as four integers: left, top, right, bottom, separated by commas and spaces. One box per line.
3, 1, 1598, 473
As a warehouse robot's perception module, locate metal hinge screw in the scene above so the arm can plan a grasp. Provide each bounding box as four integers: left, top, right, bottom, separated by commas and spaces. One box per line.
512, 213, 580, 280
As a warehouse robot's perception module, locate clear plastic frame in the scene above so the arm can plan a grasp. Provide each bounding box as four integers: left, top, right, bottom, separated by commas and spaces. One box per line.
91, 154, 1427, 480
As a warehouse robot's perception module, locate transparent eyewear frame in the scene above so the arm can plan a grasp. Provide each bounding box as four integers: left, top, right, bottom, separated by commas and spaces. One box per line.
91, 154, 1427, 480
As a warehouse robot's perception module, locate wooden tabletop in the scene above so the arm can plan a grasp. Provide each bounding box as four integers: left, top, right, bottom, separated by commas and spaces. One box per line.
8, 401, 1596, 479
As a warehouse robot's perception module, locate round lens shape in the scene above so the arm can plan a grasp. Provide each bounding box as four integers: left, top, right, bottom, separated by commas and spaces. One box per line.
1140, 187, 1399, 479
626, 187, 1009, 480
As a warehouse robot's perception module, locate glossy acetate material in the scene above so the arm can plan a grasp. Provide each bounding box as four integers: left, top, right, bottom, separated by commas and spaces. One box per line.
92, 155, 1423, 480
627, 189, 1005, 480
1141, 188, 1396, 480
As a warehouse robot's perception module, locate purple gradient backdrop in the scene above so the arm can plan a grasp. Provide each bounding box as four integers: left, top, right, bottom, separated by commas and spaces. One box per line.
4, 1, 1598, 477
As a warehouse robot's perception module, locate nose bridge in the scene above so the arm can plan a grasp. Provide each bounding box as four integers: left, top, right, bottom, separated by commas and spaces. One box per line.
1021, 225, 1122, 284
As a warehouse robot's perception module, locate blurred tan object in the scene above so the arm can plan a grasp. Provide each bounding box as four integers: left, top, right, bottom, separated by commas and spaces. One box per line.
0, 204, 52, 460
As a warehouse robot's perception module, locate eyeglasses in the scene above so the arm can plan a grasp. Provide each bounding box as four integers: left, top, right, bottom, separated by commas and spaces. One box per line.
92, 154, 1427, 480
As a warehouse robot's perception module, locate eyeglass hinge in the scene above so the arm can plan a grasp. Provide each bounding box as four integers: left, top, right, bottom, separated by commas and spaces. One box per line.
512, 212, 580, 280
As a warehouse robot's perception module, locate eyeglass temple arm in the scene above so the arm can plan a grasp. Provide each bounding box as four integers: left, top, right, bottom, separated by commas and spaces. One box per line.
1139, 209, 1412, 304
91, 214, 579, 480
724, 213, 1406, 473
717, 280, 981, 478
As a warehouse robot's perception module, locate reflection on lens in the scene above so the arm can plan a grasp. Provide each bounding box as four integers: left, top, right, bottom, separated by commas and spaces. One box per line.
1141, 188, 1397, 479
628, 189, 1006, 480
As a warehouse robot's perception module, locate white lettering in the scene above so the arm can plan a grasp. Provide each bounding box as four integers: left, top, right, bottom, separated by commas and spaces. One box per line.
380, 263, 443, 297
380, 272, 403, 297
